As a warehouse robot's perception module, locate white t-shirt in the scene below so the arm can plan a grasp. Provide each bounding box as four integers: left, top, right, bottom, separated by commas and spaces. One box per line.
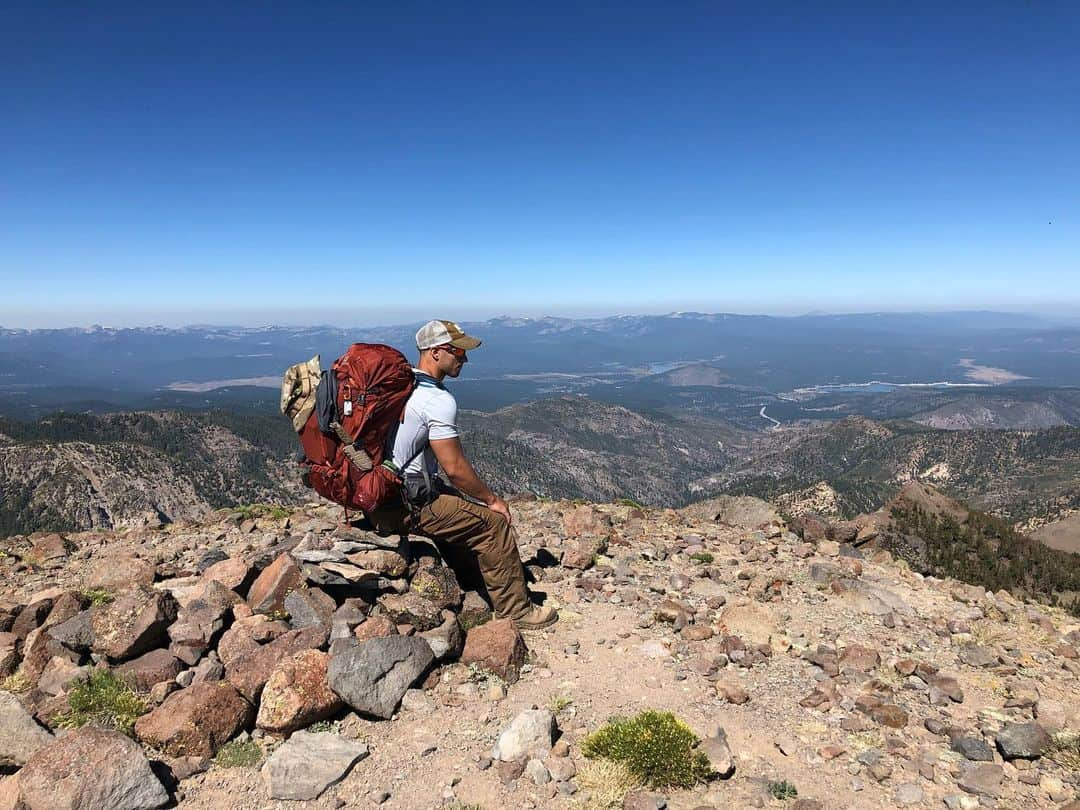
390, 370, 459, 476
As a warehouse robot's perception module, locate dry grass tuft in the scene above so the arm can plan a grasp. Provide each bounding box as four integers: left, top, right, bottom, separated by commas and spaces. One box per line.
1047, 732, 1080, 772
576, 759, 643, 810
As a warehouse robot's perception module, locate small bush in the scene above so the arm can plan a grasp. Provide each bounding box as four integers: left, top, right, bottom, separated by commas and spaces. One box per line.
214, 739, 263, 768
768, 779, 798, 800
548, 694, 573, 714
55, 670, 147, 736
689, 551, 714, 564
581, 710, 711, 789
618, 498, 644, 509
80, 588, 114, 606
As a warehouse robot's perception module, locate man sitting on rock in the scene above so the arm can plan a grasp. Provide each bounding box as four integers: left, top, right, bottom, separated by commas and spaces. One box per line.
369, 319, 558, 631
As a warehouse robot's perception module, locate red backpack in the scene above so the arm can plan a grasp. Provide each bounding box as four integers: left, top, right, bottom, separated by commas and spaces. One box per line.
283, 344, 416, 513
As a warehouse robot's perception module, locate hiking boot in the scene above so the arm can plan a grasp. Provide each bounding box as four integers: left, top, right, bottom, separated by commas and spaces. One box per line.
513, 605, 558, 631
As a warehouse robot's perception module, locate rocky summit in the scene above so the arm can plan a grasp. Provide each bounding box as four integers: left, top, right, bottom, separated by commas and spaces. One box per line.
0, 496, 1077, 809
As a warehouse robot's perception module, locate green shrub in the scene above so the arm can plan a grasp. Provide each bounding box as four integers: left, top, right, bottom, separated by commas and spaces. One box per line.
55, 670, 147, 736
214, 739, 263, 768
768, 780, 798, 800
581, 710, 711, 788
80, 588, 114, 606
689, 551, 714, 564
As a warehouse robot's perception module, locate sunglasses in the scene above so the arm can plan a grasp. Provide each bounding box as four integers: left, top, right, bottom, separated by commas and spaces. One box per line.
437, 344, 467, 359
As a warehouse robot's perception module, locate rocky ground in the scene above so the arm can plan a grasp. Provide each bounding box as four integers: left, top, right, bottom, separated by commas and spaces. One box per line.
0, 495, 1077, 810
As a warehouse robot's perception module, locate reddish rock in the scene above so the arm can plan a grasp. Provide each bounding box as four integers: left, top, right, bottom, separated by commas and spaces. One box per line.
562, 504, 610, 538
247, 553, 303, 614
562, 535, 607, 570
681, 625, 714, 641
716, 680, 750, 704
135, 682, 253, 758
85, 553, 156, 592
215, 622, 261, 669
460, 618, 527, 684
114, 649, 184, 692
256, 650, 343, 735
90, 586, 178, 661
203, 557, 254, 595
839, 644, 881, 674
41, 592, 87, 630
18, 726, 168, 810
354, 615, 399, 641
26, 534, 71, 566
20, 627, 78, 683
872, 703, 909, 728
226, 625, 328, 702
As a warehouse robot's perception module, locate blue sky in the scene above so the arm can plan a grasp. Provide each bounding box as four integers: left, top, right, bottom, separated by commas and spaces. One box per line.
2, 2, 1078, 327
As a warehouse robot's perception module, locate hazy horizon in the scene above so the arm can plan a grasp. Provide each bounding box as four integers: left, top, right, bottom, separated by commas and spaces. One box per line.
2, 305, 1078, 332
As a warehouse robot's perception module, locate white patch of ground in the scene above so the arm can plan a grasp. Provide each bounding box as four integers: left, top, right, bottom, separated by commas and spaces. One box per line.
957, 359, 1030, 384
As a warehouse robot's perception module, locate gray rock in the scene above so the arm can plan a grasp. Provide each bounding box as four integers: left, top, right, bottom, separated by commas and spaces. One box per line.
491, 709, 556, 762
18, 726, 168, 809
951, 735, 995, 761
894, 783, 924, 805
50, 610, 94, 653
327, 635, 434, 719
262, 730, 369, 800
957, 762, 1003, 797
284, 587, 336, 630
419, 611, 465, 660
525, 758, 551, 785
699, 726, 735, 778
995, 721, 1051, 760
0, 690, 54, 769
957, 645, 998, 668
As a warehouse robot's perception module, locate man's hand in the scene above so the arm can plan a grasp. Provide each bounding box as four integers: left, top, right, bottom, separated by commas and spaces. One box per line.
485, 495, 513, 526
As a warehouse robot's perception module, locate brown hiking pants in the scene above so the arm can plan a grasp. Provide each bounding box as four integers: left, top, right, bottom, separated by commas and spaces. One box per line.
367, 494, 532, 620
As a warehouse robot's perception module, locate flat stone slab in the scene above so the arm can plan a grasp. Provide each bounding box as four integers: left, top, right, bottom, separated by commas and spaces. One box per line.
262, 730, 369, 800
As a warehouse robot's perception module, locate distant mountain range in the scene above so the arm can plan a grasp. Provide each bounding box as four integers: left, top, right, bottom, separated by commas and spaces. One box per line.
2, 312, 1078, 418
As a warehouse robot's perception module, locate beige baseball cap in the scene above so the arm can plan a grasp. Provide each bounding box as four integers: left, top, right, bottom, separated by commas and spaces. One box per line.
415, 319, 482, 351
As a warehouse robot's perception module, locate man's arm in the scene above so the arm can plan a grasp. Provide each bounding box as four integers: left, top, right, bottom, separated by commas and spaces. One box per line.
429, 436, 512, 525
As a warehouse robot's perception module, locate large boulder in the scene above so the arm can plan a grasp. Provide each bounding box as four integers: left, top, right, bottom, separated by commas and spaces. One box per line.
0, 691, 53, 769
460, 618, 527, 683
134, 682, 253, 758
262, 731, 368, 800
256, 650, 343, 735
18, 726, 168, 810
328, 636, 434, 719
90, 586, 178, 661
